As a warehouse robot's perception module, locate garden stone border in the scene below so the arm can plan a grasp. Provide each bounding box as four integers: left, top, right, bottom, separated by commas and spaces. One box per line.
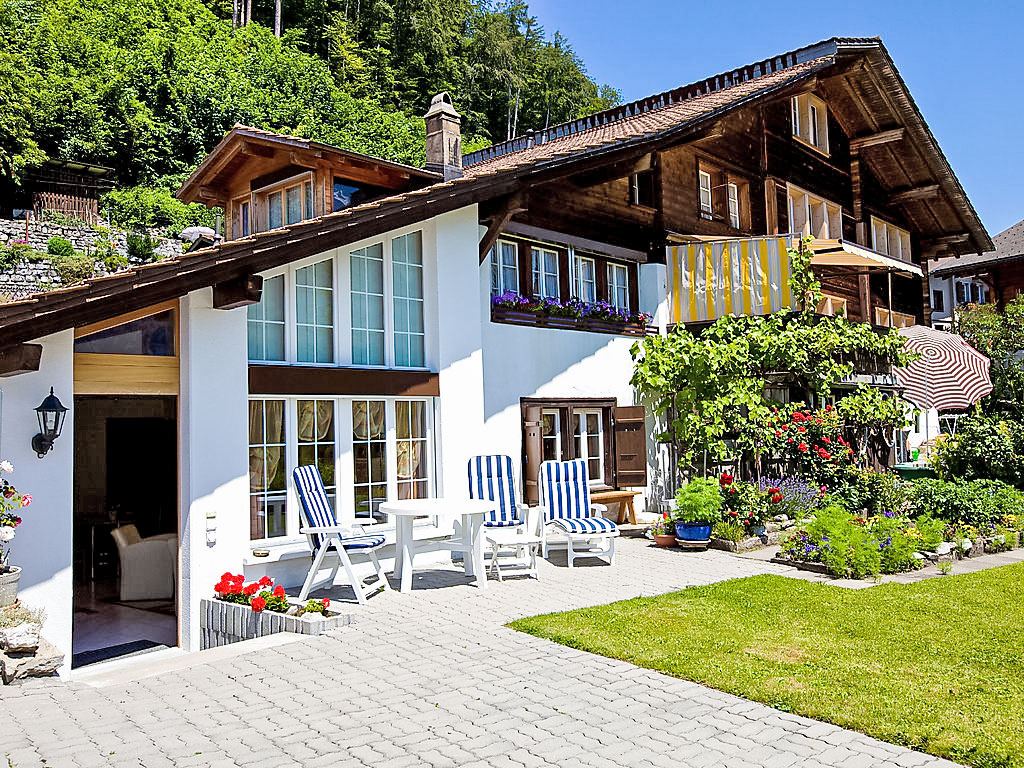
200, 598, 353, 650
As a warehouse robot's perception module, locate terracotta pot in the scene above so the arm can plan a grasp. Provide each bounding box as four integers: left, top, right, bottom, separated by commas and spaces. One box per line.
652, 533, 677, 548
0, 566, 22, 608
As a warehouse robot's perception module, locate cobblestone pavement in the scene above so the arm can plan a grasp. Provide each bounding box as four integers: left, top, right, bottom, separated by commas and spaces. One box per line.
1, 538, 962, 768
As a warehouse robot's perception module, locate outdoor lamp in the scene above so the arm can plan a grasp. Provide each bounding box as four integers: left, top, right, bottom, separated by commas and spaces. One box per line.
32, 387, 67, 458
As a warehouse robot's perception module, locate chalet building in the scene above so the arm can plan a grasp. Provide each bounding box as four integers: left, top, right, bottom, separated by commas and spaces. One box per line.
0, 38, 989, 673
1, 159, 115, 225
928, 219, 1023, 329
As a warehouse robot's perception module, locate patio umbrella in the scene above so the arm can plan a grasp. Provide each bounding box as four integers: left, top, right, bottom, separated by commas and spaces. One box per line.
894, 325, 992, 411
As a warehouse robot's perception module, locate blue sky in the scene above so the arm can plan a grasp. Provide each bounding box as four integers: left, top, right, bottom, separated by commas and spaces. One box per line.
528, 0, 1023, 240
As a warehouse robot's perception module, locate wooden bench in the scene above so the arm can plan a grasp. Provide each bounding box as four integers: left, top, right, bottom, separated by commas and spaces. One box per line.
590, 489, 642, 525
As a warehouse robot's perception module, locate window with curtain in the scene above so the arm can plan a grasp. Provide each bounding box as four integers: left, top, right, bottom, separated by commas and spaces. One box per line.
351, 243, 385, 365
249, 399, 287, 540
352, 400, 388, 524
396, 401, 429, 500
268, 191, 283, 230
531, 246, 559, 299
490, 239, 519, 296
297, 400, 336, 510
607, 263, 629, 311
573, 409, 605, 483
296, 259, 334, 364
247, 274, 285, 362
392, 231, 425, 367
572, 253, 596, 302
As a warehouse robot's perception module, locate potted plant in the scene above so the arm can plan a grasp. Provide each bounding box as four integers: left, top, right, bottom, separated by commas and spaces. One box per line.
673, 477, 722, 545
650, 513, 677, 547
0, 461, 31, 608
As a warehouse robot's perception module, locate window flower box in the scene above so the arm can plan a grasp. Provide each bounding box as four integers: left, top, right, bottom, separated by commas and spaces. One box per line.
199, 598, 352, 649
490, 292, 654, 337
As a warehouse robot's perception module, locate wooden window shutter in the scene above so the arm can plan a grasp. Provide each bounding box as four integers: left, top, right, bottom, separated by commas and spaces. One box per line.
523, 404, 543, 505
612, 405, 647, 488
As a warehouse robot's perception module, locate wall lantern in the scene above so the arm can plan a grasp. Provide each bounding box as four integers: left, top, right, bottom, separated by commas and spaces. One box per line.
32, 388, 68, 458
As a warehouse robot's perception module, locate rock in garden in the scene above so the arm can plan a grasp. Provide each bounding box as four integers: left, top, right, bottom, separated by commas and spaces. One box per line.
1, 638, 63, 684
912, 552, 925, 560
0, 622, 40, 653
773, 514, 789, 523
936, 542, 955, 556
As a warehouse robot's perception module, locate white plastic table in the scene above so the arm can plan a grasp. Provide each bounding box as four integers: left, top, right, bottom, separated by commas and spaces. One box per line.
380, 498, 496, 593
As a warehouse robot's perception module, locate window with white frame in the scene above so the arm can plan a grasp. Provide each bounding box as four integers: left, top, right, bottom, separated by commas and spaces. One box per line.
698, 170, 713, 216
352, 399, 388, 524
815, 294, 848, 317
490, 239, 519, 296
267, 180, 314, 230
247, 274, 286, 362
296, 259, 334, 364
870, 217, 912, 261
396, 400, 429, 500
350, 243, 386, 366
791, 93, 829, 153
607, 262, 629, 311
532, 246, 559, 299
541, 409, 561, 463
572, 409, 605, 484
572, 252, 597, 303
248, 399, 288, 540
727, 182, 740, 228
392, 231, 425, 368
787, 184, 842, 239
297, 399, 336, 510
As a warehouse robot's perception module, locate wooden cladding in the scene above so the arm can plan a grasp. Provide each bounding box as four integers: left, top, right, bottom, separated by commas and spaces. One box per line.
0, 344, 42, 378
248, 365, 440, 397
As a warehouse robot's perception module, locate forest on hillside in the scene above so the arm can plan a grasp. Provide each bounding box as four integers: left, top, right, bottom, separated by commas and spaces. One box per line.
0, 0, 619, 231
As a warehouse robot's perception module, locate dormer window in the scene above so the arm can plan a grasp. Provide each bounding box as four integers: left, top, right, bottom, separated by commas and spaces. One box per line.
264, 178, 314, 230
792, 93, 829, 153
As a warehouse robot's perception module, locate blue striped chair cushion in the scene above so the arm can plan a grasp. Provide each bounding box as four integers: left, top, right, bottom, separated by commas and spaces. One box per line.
540, 459, 592, 521
468, 455, 521, 526
293, 465, 343, 553
552, 517, 618, 535
334, 534, 386, 549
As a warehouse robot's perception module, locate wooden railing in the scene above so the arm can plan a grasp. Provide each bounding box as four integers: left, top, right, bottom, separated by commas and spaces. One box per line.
491, 307, 655, 337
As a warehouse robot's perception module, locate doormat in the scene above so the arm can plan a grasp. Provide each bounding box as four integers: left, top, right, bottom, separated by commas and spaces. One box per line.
104, 598, 176, 616
72, 639, 167, 668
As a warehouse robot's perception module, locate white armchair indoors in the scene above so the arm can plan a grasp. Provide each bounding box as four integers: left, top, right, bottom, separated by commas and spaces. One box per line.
109, 524, 177, 601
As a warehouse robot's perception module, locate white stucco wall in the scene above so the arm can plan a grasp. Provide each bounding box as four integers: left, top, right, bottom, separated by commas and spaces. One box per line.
178, 289, 250, 651
0, 331, 75, 671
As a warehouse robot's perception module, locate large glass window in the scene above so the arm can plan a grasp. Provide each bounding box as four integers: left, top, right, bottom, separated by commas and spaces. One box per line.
490, 239, 519, 296
352, 400, 388, 524
75, 310, 175, 356
572, 253, 597, 303
532, 247, 559, 299
392, 231, 425, 367
396, 401, 429, 500
607, 263, 629, 312
351, 243, 386, 365
247, 275, 285, 362
249, 400, 287, 540
573, 409, 605, 484
296, 260, 334, 364
297, 400, 336, 510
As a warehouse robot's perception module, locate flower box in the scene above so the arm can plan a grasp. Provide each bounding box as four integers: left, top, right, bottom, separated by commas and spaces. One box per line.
199, 598, 353, 650
491, 307, 654, 337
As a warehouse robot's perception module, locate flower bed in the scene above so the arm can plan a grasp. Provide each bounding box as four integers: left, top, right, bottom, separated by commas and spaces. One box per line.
491, 292, 653, 337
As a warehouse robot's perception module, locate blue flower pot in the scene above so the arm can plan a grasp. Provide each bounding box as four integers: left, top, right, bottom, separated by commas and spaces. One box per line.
674, 521, 712, 542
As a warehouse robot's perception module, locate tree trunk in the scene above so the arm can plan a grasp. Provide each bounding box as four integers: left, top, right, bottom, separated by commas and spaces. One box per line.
244, 0, 252, 26
231, 0, 238, 28
274, 0, 282, 36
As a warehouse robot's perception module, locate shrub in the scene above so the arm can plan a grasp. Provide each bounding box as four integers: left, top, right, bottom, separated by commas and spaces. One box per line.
126, 232, 157, 262
933, 415, 1024, 489
719, 475, 769, 529
49, 251, 95, 284
0, 241, 45, 271
46, 236, 75, 257
781, 505, 881, 579
904, 478, 1024, 528
103, 180, 216, 238
712, 520, 746, 542
673, 477, 722, 524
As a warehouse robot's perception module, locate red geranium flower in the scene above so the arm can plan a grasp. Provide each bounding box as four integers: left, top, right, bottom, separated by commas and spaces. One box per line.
251, 596, 266, 612
221, 572, 234, 582
797, 426, 806, 433
273, 585, 286, 598
728, 510, 738, 518
258, 576, 273, 588
798, 442, 808, 452
775, 430, 782, 438
243, 583, 259, 596
821, 437, 831, 444
787, 437, 795, 444
322, 598, 330, 608
824, 404, 834, 412
719, 472, 733, 485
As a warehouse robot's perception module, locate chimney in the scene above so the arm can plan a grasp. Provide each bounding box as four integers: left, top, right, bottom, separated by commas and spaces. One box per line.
424, 92, 462, 180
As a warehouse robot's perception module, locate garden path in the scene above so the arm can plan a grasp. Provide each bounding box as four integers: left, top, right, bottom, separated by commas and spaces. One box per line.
0, 538, 963, 768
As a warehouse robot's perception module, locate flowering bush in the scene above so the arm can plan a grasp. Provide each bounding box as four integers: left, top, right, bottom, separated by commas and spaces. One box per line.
757, 475, 820, 519
718, 474, 769, 530
213, 573, 291, 613
491, 291, 651, 326
758, 406, 858, 494
650, 512, 674, 536
302, 598, 331, 615
0, 460, 32, 572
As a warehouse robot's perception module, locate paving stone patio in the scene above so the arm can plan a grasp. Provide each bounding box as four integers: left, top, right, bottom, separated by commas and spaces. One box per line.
0, 538, 965, 767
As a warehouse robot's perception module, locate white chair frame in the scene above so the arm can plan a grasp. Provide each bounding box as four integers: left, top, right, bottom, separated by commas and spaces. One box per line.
539, 460, 618, 568
297, 523, 391, 605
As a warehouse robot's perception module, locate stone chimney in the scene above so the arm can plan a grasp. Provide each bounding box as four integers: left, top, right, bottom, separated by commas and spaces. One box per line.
424, 92, 462, 180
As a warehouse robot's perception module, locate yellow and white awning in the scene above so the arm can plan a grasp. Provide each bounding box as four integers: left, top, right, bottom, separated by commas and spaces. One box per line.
807, 238, 924, 277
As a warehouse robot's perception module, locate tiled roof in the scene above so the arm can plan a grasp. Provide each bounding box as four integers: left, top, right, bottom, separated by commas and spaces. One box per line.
931, 219, 1024, 275
463, 58, 830, 176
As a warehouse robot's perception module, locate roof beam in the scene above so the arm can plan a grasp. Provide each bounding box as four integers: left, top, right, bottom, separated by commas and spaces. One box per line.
241, 141, 276, 158
478, 193, 527, 263
0, 344, 42, 377
889, 184, 941, 204
849, 127, 905, 151
213, 274, 263, 310
922, 233, 970, 247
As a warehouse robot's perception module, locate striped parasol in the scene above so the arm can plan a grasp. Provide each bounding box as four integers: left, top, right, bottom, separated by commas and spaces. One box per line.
894, 325, 992, 410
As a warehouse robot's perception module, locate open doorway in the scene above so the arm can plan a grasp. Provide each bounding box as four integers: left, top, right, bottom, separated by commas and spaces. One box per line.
72, 395, 178, 668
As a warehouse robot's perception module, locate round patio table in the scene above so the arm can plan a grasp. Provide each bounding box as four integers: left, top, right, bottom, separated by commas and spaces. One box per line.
381, 498, 496, 593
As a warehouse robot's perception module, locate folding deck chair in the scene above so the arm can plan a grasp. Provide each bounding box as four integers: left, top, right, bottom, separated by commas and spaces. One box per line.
539, 459, 618, 567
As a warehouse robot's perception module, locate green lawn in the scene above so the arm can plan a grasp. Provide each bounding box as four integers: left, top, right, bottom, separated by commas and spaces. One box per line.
510, 565, 1024, 768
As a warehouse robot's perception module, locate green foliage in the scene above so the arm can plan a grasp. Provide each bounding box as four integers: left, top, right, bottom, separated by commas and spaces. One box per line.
50, 251, 95, 285
126, 232, 157, 262
672, 478, 722, 524
840, 468, 908, 516
719, 475, 770, 528
104, 180, 216, 236
46, 236, 75, 257
956, 296, 1024, 415
933, 415, 1024, 489
904, 477, 1024, 528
